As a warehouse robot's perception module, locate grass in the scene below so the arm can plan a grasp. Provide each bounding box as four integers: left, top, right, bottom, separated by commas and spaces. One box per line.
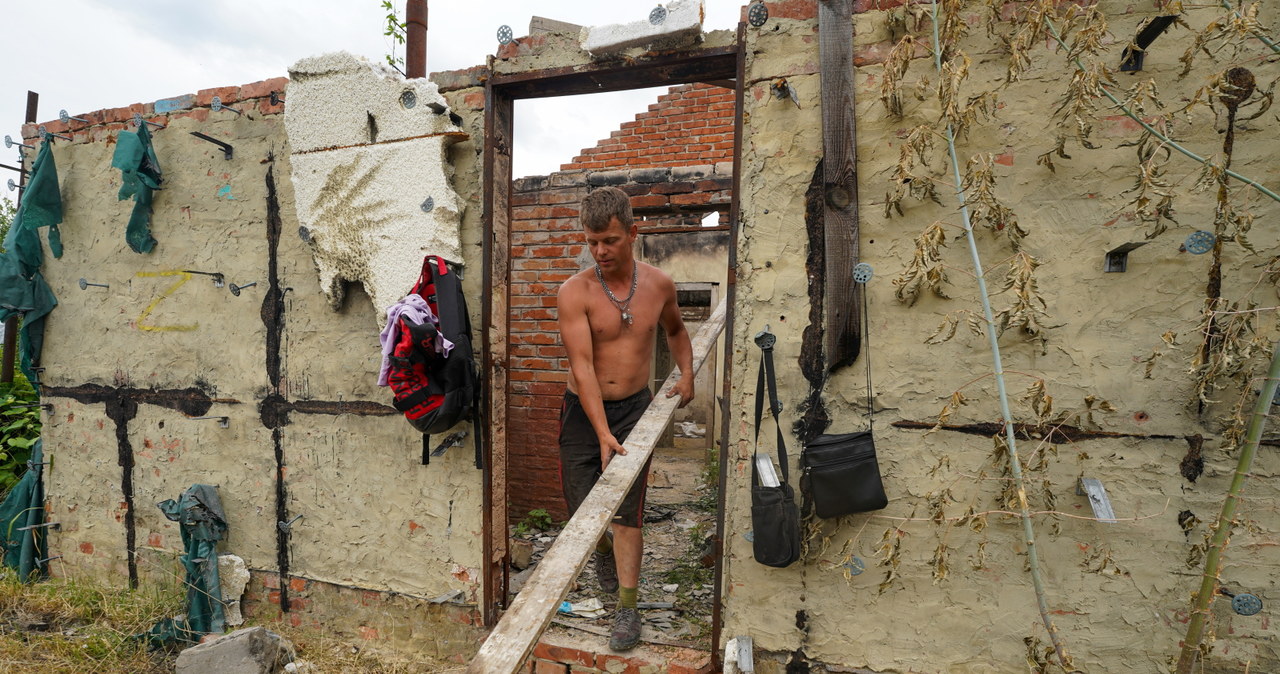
0, 567, 183, 673
0, 567, 465, 673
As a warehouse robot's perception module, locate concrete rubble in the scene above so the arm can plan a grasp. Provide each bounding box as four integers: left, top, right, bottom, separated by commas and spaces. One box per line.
175, 626, 295, 674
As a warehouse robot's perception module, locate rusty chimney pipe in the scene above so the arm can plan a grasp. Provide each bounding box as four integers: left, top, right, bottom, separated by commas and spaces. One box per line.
405, 0, 427, 78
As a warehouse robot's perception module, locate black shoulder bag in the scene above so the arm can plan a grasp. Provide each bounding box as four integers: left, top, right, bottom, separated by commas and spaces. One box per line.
800, 282, 888, 518
750, 328, 802, 568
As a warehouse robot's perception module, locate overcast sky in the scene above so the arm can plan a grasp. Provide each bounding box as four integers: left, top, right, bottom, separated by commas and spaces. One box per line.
2, 1, 745, 184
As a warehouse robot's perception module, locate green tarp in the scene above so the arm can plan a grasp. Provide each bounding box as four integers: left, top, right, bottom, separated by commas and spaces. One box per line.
0, 140, 62, 384
111, 123, 161, 254
0, 440, 47, 580
145, 484, 227, 647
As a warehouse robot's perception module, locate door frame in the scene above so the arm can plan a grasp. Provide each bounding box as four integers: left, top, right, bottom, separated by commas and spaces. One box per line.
480, 35, 745, 665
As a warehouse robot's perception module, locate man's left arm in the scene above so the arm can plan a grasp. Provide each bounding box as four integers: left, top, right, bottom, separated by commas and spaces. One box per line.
658, 276, 695, 408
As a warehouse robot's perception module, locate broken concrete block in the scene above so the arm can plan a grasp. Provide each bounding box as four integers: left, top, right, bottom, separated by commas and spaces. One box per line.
581, 0, 705, 54
176, 626, 295, 674
218, 554, 251, 627
510, 538, 534, 570
285, 51, 467, 318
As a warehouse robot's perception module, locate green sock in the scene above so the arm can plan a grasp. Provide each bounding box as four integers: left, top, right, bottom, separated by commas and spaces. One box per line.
619, 586, 638, 609
596, 536, 613, 555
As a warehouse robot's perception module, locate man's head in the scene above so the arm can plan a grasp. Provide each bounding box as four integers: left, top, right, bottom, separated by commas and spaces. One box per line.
581, 187, 634, 233
580, 187, 638, 273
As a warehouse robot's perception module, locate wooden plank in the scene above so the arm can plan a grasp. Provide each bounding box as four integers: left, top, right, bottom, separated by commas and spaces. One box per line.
490, 47, 738, 99
467, 299, 728, 674
818, 0, 861, 371
481, 84, 514, 626
529, 16, 583, 35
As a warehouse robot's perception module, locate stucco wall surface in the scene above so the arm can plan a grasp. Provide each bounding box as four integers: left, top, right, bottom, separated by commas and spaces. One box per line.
721, 2, 1280, 673
286, 51, 467, 318
28, 78, 484, 615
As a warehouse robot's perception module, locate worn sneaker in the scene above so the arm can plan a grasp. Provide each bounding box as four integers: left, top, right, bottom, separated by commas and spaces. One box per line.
593, 549, 619, 593
608, 607, 641, 651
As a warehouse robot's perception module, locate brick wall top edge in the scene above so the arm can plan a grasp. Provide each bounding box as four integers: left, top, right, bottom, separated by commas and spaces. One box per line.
22, 76, 289, 139
430, 65, 489, 93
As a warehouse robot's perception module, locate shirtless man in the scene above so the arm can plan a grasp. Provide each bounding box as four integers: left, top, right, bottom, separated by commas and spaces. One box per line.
557, 186, 694, 652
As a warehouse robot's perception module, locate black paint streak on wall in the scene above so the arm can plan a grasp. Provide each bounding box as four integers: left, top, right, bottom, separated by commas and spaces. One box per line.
262, 161, 293, 612
45, 384, 215, 587
795, 160, 831, 444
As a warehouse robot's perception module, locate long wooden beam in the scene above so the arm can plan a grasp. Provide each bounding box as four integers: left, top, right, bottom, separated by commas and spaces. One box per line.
468, 299, 728, 673
818, 0, 861, 371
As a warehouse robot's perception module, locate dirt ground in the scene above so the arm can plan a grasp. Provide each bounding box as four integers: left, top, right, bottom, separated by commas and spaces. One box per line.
509, 443, 717, 651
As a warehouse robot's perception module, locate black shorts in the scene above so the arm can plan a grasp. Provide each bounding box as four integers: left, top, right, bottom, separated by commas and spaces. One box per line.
558, 388, 653, 529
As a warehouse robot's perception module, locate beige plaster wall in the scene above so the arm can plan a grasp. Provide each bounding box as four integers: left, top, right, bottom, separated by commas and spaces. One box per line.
721, 3, 1280, 673
32, 88, 484, 610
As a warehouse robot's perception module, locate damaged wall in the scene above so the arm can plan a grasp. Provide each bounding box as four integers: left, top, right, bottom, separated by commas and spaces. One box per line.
20, 0, 1280, 670
720, 1, 1280, 672
24, 61, 487, 657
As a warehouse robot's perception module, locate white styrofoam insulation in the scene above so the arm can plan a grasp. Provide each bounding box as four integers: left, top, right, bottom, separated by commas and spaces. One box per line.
581, 0, 705, 54
285, 51, 466, 318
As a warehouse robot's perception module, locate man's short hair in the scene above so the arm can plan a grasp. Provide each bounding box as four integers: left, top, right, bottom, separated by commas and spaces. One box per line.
581, 187, 634, 233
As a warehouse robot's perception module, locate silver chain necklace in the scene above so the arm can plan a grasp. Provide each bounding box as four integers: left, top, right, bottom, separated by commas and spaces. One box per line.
594, 261, 638, 326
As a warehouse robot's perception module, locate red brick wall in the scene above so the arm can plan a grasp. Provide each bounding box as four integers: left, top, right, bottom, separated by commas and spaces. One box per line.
506, 82, 736, 522
559, 83, 735, 172
506, 163, 733, 521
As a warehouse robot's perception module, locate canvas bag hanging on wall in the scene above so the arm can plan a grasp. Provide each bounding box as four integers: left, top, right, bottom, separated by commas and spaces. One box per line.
750, 328, 801, 568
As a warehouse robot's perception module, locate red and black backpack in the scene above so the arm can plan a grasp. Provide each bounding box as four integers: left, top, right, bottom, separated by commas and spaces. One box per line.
387, 255, 482, 467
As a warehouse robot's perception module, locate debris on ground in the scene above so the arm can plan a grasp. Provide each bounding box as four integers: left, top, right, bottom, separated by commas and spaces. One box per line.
510, 445, 716, 649
174, 626, 294, 674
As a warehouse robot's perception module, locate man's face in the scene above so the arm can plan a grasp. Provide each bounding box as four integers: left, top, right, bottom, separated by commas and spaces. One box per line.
585, 217, 638, 273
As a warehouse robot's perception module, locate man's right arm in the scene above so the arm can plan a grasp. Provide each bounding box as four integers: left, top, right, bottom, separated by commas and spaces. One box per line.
558, 280, 628, 468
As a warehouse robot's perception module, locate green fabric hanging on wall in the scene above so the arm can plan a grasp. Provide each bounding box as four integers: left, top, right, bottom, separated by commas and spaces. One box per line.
149, 484, 227, 645
0, 140, 63, 384
111, 123, 161, 254
0, 440, 47, 581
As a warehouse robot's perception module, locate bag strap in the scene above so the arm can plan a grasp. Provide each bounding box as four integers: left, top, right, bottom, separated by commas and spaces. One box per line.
861, 282, 874, 432
753, 331, 789, 486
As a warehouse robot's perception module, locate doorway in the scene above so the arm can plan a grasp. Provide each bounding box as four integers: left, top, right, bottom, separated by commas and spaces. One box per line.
480, 43, 742, 663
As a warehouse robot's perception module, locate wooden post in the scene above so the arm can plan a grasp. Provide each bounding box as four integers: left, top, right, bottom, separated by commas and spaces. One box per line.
481, 78, 514, 626
467, 300, 728, 674
818, 0, 860, 371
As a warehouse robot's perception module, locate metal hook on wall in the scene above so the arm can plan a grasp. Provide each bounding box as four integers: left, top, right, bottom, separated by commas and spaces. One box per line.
189, 132, 233, 160
7, 178, 21, 192
190, 415, 230, 428
229, 281, 257, 296
183, 270, 225, 287
59, 109, 90, 126
38, 126, 71, 142
132, 113, 166, 130
269, 91, 284, 106
210, 96, 242, 117
4, 134, 33, 151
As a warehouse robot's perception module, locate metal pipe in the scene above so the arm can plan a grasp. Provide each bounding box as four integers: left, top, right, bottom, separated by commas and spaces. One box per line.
406, 0, 428, 78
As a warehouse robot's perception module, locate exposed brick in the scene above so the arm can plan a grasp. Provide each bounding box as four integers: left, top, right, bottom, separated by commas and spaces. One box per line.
195, 86, 241, 108
78, 542, 94, 554
533, 643, 597, 668
430, 65, 488, 93
587, 171, 629, 186
239, 77, 288, 101
631, 195, 669, 208
462, 91, 486, 110
652, 182, 696, 195
535, 660, 569, 674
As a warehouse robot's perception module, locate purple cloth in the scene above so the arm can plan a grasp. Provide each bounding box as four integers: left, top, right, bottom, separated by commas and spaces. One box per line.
377, 294, 454, 386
